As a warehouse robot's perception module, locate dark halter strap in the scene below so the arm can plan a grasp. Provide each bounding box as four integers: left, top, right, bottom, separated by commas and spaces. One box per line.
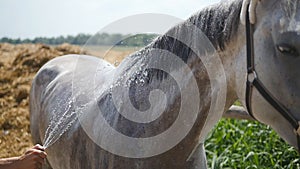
244, 4, 300, 152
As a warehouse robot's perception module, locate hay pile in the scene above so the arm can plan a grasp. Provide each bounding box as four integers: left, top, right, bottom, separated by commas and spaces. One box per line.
0, 43, 86, 158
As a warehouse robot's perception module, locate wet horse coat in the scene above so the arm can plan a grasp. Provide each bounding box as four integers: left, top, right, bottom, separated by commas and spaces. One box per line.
30, 0, 300, 168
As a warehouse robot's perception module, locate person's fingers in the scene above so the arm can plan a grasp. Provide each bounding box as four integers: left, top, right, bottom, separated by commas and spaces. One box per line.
25, 144, 45, 155
33, 144, 45, 151
25, 148, 35, 155
25, 149, 33, 155
31, 148, 47, 158
28, 153, 46, 167
30, 149, 43, 155
39, 151, 47, 159
28, 149, 47, 159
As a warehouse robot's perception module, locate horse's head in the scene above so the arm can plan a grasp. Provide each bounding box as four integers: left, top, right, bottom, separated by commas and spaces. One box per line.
242, 0, 300, 150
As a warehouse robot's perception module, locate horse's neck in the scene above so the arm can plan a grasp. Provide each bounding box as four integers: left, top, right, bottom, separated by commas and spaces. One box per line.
146, 23, 247, 111
147, 0, 247, 110
220, 24, 247, 108
113, 15, 247, 127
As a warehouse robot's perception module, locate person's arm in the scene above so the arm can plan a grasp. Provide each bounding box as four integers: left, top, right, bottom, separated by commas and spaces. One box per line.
0, 144, 47, 169
0, 157, 21, 169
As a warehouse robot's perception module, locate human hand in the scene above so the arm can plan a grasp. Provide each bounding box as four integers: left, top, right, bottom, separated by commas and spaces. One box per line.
14, 144, 47, 169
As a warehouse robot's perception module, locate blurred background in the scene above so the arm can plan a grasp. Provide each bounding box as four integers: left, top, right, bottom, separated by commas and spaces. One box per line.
0, 0, 218, 39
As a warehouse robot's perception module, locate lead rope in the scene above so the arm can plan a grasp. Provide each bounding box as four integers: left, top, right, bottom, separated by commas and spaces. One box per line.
244, 3, 300, 152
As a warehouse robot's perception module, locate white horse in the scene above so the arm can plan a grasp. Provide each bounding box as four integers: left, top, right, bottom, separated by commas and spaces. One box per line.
30, 0, 300, 168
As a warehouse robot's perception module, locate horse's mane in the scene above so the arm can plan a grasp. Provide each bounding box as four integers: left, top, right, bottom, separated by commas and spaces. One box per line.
283, 0, 299, 18
187, 0, 243, 50
136, 0, 244, 82
150, 0, 243, 54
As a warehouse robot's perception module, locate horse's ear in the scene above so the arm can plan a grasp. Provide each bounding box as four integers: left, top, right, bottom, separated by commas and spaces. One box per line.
240, 0, 261, 25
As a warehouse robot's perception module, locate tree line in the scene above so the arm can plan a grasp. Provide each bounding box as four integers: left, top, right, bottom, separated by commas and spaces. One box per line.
0, 33, 158, 46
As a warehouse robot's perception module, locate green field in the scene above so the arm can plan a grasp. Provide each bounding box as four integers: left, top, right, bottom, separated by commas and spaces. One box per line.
205, 119, 299, 169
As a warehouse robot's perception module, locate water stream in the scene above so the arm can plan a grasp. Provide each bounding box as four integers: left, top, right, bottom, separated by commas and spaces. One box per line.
42, 98, 78, 149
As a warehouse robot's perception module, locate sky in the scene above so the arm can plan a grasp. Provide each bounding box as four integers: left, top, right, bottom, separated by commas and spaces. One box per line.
0, 0, 220, 39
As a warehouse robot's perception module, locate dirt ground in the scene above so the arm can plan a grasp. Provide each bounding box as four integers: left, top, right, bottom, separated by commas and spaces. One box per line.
0, 43, 131, 158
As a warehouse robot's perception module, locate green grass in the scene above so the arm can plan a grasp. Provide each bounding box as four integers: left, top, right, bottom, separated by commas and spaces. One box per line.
205, 119, 300, 169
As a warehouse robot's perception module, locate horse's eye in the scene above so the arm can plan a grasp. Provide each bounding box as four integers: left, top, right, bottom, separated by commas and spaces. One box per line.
276, 44, 298, 56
